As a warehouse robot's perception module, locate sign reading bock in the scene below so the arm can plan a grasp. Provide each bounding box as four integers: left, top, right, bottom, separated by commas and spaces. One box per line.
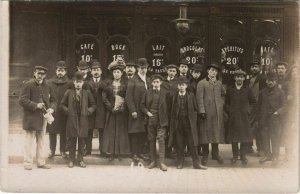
107, 36, 130, 65
146, 37, 170, 74
180, 38, 205, 67
75, 36, 99, 63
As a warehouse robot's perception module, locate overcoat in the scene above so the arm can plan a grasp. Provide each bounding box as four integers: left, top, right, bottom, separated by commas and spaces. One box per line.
125, 74, 151, 133
225, 85, 256, 143
101, 80, 130, 155
196, 78, 225, 144
161, 77, 178, 119
19, 79, 57, 131
86, 78, 106, 129
141, 88, 169, 128
168, 92, 199, 147
47, 75, 73, 134
60, 89, 96, 138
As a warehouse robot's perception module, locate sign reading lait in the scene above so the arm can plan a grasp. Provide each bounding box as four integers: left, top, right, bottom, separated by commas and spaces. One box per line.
75, 36, 99, 63
107, 36, 129, 64
180, 38, 205, 67
146, 37, 170, 74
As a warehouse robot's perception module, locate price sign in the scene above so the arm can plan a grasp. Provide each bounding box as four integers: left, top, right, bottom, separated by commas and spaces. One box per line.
180, 38, 205, 68
107, 36, 129, 65
75, 36, 99, 64
146, 37, 170, 74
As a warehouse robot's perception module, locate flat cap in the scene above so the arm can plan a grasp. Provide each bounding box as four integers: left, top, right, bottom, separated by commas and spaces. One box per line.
90, 61, 101, 69
56, 61, 67, 69
276, 61, 288, 67
191, 64, 203, 72
34, 66, 48, 72
78, 60, 89, 70
179, 59, 189, 66
234, 69, 247, 76
151, 74, 164, 81
166, 64, 178, 70
207, 63, 220, 70
250, 60, 260, 66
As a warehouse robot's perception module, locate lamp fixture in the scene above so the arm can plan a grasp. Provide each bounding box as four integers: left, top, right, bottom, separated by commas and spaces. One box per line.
173, 3, 194, 34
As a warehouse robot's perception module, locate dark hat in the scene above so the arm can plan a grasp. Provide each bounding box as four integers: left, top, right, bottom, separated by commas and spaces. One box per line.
126, 62, 138, 68
56, 61, 67, 69
207, 63, 220, 70
266, 72, 277, 81
108, 58, 126, 70
137, 58, 149, 67
179, 59, 189, 66
191, 64, 203, 72
250, 60, 260, 66
110, 64, 125, 71
176, 76, 189, 84
166, 64, 178, 70
78, 60, 89, 70
276, 61, 288, 67
34, 66, 48, 72
90, 61, 101, 69
151, 74, 164, 81
234, 69, 247, 76
73, 71, 85, 81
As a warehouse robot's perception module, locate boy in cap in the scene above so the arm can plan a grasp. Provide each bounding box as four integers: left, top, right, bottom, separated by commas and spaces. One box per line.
19, 66, 57, 170
178, 59, 190, 78
141, 74, 169, 171
61, 71, 97, 168
48, 61, 72, 159
257, 72, 286, 165
189, 63, 203, 94
85, 60, 106, 156
225, 69, 256, 165
169, 76, 207, 169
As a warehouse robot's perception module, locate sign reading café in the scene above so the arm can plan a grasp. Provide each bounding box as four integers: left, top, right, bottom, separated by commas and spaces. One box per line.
75, 36, 99, 64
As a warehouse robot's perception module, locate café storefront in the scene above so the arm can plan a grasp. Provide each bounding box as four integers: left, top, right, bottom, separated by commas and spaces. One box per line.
9, 1, 299, 130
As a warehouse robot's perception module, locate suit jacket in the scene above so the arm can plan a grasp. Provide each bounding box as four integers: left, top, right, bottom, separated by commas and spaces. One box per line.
141, 88, 169, 128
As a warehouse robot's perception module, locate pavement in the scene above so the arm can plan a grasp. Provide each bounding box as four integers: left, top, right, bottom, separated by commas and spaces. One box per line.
3, 132, 300, 193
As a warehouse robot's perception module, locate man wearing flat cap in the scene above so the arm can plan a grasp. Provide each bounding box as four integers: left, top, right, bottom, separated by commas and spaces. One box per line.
47, 61, 73, 159
125, 58, 151, 163
61, 71, 97, 168
196, 63, 225, 165
85, 60, 106, 156
19, 65, 57, 170
225, 69, 256, 165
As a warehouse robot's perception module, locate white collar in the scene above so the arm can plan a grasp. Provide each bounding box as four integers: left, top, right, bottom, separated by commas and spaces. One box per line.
93, 77, 100, 82
138, 72, 146, 81
167, 76, 174, 81
153, 87, 160, 91
235, 83, 243, 90
179, 91, 186, 96
180, 73, 187, 77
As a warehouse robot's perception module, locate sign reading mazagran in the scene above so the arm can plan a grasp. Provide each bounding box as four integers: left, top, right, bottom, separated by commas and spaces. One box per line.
75, 36, 99, 63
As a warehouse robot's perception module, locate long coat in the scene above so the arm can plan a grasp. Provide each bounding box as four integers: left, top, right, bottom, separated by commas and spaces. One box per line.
161, 77, 178, 120
225, 85, 256, 143
101, 80, 130, 155
141, 88, 169, 128
47, 75, 73, 134
19, 79, 57, 131
169, 92, 199, 147
60, 89, 96, 138
86, 78, 106, 129
125, 75, 151, 133
196, 78, 225, 144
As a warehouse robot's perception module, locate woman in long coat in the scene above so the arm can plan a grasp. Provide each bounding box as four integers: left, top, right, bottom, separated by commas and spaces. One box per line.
196, 63, 225, 165
101, 64, 130, 160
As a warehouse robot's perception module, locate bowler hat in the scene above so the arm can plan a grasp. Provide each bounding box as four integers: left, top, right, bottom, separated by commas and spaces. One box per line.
90, 61, 101, 69
176, 76, 189, 84
137, 58, 149, 67
126, 62, 138, 68
73, 71, 85, 81
234, 69, 247, 76
56, 61, 67, 69
34, 66, 48, 72
151, 74, 164, 81
207, 63, 220, 70
179, 59, 189, 66
166, 64, 178, 70
266, 72, 277, 81
78, 60, 89, 70
110, 64, 125, 71
191, 64, 203, 72
276, 61, 288, 67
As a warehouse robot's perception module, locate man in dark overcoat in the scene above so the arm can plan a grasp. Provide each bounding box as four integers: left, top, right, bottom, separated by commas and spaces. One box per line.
225, 70, 256, 165
19, 66, 57, 170
125, 59, 151, 163
77, 60, 91, 89
47, 61, 72, 159
124, 61, 137, 80
169, 76, 207, 169
60, 72, 97, 168
189, 63, 204, 94
84, 60, 106, 156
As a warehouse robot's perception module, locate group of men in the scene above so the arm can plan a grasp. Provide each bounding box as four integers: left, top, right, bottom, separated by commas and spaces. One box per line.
19, 57, 298, 171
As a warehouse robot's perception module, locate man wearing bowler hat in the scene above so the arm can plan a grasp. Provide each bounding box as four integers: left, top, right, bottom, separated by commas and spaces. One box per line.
48, 61, 73, 159
85, 60, 106, 156
125, 62, 138, 80
196, 63, 225, 165
77, 60, 91, 89
189, 63, 204, 94
178, 59, 190, 78
19, 66, 57, 170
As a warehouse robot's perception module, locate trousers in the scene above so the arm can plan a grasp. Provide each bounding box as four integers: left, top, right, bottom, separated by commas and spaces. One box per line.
69, 137, 85, 162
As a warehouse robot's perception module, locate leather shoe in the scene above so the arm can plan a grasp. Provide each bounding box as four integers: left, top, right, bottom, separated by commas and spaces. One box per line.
138, 154, 150, 161
177, 163, 183, 169
68, 161, 74, 168
259, 156, 272, 164
193, 163, 208, 170
108, 155, 115, 161
212, 156, 224, 164
79, 161, 86, 168
201, 156, 208, 165
160, 163, 168, 171
37, 164, 51, 169
241, 158, 248, 165
48, 151, 55, 159
61, 152, 67, 159
24, 165, 32, 170
148, 162, 156, 169
231, 157, 238, 164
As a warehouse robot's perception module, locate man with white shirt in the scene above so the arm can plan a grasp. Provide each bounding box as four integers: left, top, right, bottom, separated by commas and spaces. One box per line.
85, 60, 106, 156
126, 58, 151, 163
